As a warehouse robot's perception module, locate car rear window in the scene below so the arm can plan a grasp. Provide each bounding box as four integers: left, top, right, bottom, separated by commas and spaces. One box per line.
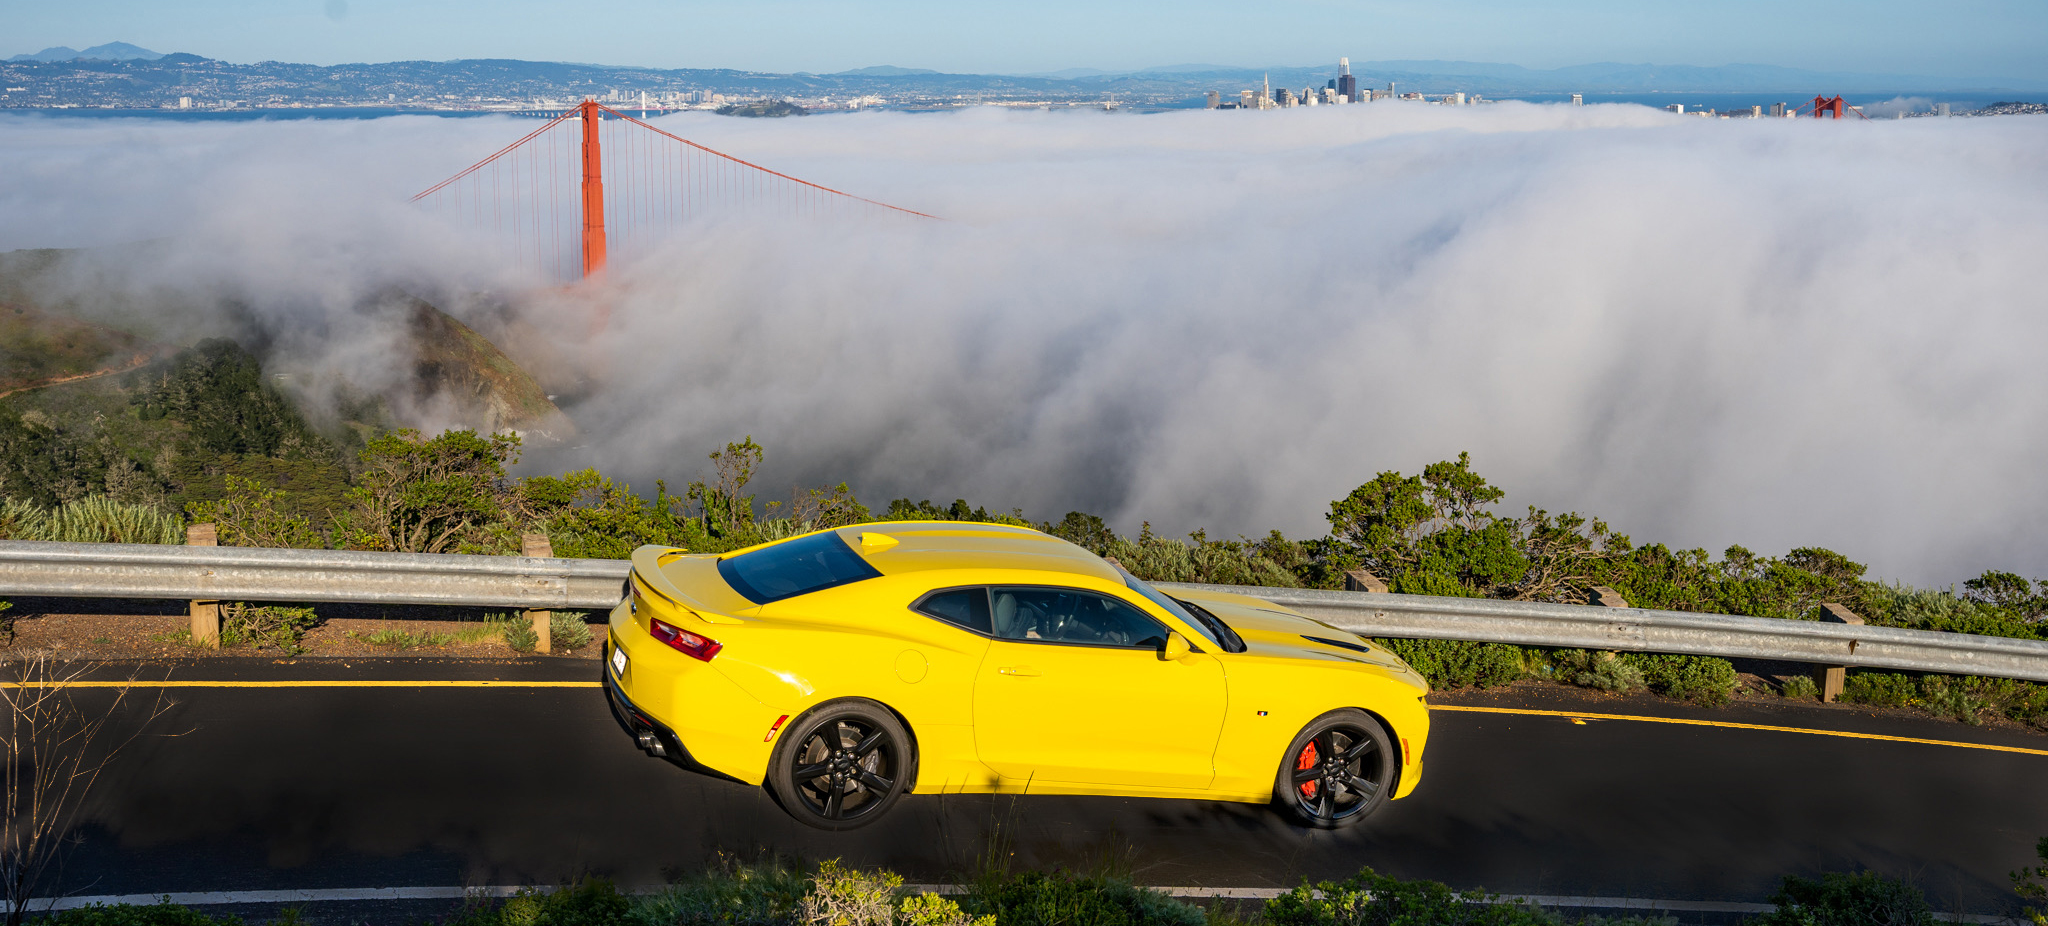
915, 588, 993, 634
717, 531, 882, 604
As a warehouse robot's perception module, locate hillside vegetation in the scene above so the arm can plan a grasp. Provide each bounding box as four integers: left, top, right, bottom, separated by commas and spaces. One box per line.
0, 326, 2043, 727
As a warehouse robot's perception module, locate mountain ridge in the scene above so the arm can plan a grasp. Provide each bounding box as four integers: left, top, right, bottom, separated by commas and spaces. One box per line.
8, 42, 161, 63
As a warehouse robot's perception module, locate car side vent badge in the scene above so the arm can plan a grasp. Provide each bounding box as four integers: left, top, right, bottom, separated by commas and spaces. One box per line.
1303, 634, 1373, 655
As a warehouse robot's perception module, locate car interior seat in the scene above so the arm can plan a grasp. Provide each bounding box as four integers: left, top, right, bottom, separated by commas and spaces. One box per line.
993, 592, 1018, 638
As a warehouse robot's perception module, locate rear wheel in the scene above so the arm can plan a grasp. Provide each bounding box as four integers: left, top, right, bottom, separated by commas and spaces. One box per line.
767, 699, 911, 831
1274, 709, 1395, 829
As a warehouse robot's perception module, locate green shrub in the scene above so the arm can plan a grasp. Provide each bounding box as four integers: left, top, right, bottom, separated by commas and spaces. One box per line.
185, 475, 324, 549
1862, 582, 2043, 641
895, 893, 990, 926
219, 603, 321, 655
553, 611, 595, 651
2015, 836, 2048, 924
632, 858, 810, 926
1372, 638, 1526, 689
47, 903, 245, 926
1099, 525, 1302, 589
1780, 675, 1819, 700
500, 612, 539, 653
1753, 871, 1934, 926
0, 495, 182, 544
1263, 867, 1555, 926
800, 860, 900, 926
1835, 671, 2048, 728
449, 879, 632, 926
962, 870, 1206, 926
1841, 672, 1918, 708
1622, 653, 1738, 705
1546, 650, 1646, 693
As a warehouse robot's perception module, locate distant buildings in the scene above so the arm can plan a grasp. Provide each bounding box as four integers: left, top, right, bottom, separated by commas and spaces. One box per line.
1208, 59, 1508, 111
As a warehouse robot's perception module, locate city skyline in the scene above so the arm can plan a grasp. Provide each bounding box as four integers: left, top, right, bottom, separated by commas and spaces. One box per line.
3, 0, 2045, 84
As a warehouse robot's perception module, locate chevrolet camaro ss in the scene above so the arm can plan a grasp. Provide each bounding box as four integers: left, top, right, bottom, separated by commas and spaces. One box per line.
603, 521, 1431, 830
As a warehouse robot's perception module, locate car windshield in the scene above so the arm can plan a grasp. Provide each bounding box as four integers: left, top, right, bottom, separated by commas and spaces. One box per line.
718, 531, 882, 604
1119, 571, 1247, 653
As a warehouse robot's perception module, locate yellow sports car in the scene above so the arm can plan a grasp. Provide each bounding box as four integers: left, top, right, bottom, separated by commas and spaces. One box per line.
603, 521, 1430, 830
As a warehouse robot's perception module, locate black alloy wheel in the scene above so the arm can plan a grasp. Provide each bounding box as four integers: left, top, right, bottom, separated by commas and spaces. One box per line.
767, 699, 912, 830
1274, 708, 1395, 829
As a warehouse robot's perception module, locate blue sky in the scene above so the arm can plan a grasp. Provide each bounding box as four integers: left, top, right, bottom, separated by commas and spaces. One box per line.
3, 0, 2045, 81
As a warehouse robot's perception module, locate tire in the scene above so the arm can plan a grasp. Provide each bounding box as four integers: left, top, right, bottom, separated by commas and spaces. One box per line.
766, 699, 913, 831
1273, 708, 1396, 829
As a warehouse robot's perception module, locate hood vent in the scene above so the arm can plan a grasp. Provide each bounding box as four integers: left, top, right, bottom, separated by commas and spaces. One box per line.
1303, 634, 1373, 655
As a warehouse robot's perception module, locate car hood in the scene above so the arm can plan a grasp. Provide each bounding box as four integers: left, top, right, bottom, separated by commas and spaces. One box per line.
1169, 586, 1428, 690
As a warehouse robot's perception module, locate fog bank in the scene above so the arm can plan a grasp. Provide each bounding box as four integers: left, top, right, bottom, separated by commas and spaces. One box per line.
3, 105, 2045, 584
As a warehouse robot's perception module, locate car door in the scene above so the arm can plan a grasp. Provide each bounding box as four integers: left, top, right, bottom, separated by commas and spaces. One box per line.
971, 586, 1227, 790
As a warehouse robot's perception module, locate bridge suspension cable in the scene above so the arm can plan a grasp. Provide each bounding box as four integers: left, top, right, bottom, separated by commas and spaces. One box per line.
412, 100, 936, 283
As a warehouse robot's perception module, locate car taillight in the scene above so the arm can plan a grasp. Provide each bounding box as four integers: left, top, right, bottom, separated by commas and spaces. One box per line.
648, 618, 722, 661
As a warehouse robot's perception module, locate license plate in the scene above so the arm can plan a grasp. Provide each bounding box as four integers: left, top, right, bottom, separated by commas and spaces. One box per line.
611, 645, 628, 677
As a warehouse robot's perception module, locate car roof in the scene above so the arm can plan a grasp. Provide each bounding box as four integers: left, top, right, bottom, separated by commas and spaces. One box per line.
821, 520, 1122, 583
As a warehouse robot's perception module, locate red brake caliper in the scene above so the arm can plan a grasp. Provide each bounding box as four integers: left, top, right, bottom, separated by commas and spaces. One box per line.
1296, 742, 1319, 799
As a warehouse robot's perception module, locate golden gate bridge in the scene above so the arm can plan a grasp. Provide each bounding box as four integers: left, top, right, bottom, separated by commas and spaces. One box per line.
411, 100, 936, 283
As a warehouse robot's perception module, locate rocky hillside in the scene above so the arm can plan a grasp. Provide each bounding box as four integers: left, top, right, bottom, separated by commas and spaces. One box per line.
401, 296, 573, 441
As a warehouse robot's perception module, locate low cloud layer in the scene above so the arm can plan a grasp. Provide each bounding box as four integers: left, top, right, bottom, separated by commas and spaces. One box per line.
2, 105, 2045, 584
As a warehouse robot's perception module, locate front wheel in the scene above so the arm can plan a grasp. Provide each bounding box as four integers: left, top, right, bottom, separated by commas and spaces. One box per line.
766, 699, 912, 830
1274, 709, 1395, 829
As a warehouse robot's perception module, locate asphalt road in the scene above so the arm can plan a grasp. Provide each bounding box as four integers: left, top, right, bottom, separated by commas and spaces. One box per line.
47, 658, 2048, 918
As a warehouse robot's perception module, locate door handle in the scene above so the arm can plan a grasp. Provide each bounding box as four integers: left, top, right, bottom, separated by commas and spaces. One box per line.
997, 666, 1040, 677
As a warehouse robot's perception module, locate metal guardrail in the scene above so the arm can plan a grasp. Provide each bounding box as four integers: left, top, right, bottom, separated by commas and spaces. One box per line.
0, 541, 631, 610
1, 540, 2045, 683
1159, 582, 2048, 684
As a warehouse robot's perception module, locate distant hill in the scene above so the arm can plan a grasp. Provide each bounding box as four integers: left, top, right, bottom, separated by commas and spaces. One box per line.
0, 301, 163, 397
7, 42, 161, 63
833, 65, 939, 77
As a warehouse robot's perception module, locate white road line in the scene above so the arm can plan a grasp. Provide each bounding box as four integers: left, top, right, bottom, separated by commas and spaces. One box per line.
27, 885, 2013, 923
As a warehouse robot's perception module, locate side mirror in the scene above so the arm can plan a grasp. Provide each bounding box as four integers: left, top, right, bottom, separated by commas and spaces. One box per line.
1161, 631, 1192, 661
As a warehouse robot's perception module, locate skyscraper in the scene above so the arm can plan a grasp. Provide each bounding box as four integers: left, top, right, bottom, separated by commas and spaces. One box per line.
1337, 57, 1358, 103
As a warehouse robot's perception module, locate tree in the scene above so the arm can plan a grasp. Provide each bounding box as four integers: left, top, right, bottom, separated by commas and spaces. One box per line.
340, 429, 520, 554
685, 437, 764, 539
1324, 453, 1528, 597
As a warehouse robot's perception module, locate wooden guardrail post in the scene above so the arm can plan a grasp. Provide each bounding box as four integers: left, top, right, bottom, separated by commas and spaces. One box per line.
1589, 586, 1630, 608
185, 523, 220, 647
1344, 569, 1389, 593
522, 533, 552, 654
1814, 602, 1865, 702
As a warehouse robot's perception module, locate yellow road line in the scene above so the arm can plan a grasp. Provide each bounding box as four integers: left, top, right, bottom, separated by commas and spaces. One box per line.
11, 684, 2041, 758
0, 680, 603, 689
1434, 704, 2048, 757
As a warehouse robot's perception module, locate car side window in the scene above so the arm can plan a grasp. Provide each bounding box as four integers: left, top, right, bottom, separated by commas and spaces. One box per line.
989, 587, 1170, 650
915, 587, 993, 635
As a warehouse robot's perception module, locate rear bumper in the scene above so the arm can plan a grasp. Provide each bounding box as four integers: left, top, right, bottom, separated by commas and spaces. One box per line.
602, 642, 740, 781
